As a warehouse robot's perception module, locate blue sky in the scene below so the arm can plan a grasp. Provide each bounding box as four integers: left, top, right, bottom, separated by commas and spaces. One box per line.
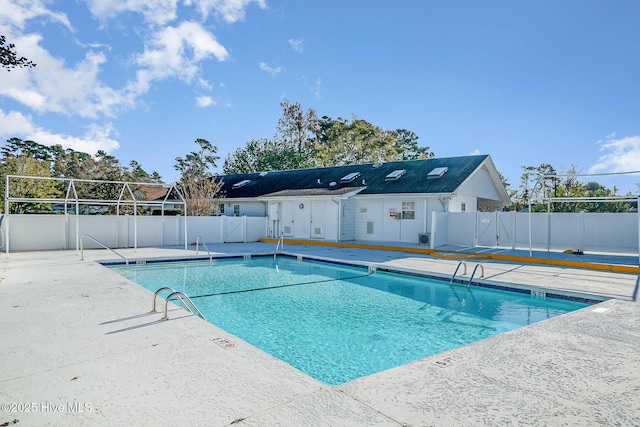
1, 0, 640, 194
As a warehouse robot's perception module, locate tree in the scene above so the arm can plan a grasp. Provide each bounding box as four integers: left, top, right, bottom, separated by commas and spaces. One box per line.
508, 163, 633, 212
224, 138, 279, 174
0, 138, 162, 213
1, 35, 36, 71
223, 100, 431, 173
510, 163, 557, 211
388, 129, 434, 160
1, 156, 60, 213
315, 116, 399, 166
174, 138, 219, 179
178, 175, 225, 216
174, 139, 224, 216
275, 98, 318, 165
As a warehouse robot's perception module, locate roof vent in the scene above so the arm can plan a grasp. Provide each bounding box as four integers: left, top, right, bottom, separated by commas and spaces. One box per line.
427, 167, 448, 179
232, 179, 251, 189
340, 172, 360, 183
329, 181, 337, 187
373, 161, 384, 168
259, 171, 268, 177
385, 169, 406, 181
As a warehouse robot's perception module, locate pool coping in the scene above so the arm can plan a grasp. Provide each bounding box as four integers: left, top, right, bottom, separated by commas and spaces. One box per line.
1, 243, 639, 426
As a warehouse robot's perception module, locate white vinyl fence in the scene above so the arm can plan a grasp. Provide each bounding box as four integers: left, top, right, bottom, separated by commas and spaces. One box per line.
2, 214, 267, 252
3, 211, 639, 256
442, 211, 640, 255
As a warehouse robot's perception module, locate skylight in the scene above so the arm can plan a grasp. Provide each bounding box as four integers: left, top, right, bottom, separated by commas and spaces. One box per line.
427, 167, 448, 179
232, 179, 251, 189
385, 169, 406, 181
340, 172, 361, 183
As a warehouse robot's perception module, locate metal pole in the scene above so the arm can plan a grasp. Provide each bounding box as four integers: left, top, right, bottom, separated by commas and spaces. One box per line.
4, 174, 9, 255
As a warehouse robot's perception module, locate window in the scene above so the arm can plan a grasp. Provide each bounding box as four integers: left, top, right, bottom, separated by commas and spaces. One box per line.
366, 222, 374, 234
385, 169, 406, 181
217, 204, 225, 216
461, 203, 466, 212
427, 166, 448, 179
402, 201, 415, 219
233, 205, 240, 216
340, 172, 360, 183
232, 179, 250, 189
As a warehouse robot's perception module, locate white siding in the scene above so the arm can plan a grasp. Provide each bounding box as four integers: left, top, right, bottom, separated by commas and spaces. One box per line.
354, 196, 433, 243
224, 201, 265, 217
448, 195, 477, 212
354, 199, 384, 241
457, 166, 502, 201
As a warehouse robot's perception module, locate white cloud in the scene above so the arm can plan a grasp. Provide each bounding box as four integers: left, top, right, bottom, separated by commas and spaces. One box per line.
0, 109, 120, 155
470, 149, 481, 155
259, 62, 283, 77
590, 135, 640, 174
86, 0, 180, 25
134, 22, 229, 93
0, 0, 73, 31
196, 95, 214, 107
288, 38, 304, 53
188, 0, 268, 23
0, 33, 134, 118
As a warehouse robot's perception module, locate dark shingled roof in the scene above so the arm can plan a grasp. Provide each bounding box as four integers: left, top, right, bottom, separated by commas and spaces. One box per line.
216, 155, 490, 199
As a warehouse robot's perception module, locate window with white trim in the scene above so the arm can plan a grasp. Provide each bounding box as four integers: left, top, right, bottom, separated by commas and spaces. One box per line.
402, 201, 415, 219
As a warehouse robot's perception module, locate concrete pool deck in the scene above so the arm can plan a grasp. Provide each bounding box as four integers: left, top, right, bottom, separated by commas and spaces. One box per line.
0, 243, 639, 426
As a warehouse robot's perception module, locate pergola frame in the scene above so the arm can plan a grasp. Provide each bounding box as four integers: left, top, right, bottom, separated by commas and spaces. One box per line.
525, 171, 640, 263
3, 175, 188, 254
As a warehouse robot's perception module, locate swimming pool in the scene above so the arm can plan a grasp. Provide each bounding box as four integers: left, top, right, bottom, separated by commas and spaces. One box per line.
109, 255, 590, 385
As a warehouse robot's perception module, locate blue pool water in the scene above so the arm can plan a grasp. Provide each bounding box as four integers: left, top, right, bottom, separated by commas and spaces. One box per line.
109, 256, 589, 385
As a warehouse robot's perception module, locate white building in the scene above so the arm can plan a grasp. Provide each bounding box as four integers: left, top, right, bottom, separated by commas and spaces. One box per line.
215, 155, 511, 245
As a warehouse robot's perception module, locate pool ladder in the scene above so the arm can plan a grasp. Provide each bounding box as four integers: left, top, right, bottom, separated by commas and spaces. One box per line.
80, 234, 129, 267
274, 233, 284, 260
194, 236, 213, 265
151, 287, 205, 321
449, 261, 484, 287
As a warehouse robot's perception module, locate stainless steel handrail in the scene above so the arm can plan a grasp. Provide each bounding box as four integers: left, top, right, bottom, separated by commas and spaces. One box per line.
195, 236, 212, 264
161, 291, 205, 320
468, 263, 484, 287
274, 233, 284, 260
151, 287, 179, 312
80, 234, 129, 267
449, 261, 467, 285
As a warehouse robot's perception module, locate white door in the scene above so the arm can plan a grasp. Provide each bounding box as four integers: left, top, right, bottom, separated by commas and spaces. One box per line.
293, 201, 311, 238
310, 200, 325, 239
281, 201, 295, 236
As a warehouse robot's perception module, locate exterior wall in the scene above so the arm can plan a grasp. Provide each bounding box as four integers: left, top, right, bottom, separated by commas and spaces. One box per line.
354, 198, 384, 241
457, 167, 502, 201
354, 196, 431, 244
448, 195, 477, 213
221, 201, 265, 217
